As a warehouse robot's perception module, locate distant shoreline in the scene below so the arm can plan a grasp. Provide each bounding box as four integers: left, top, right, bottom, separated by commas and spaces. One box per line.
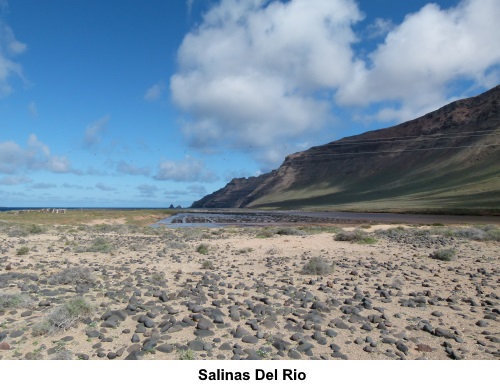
0, 207, 173, 212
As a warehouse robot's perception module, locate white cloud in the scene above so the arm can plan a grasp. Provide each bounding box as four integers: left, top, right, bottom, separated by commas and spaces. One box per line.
187, 184, 207, 196
0, 19, 26, 97
95, 182, 116, 192
171, 0, 500, 169
83, 116, 110, 148
154, 156, 217, 182
137, 184, 158, 197
63, 183, 89, 190
0, 134, 73, 174
365, 18, 394, 39
186, 0, 194, 16
30, 182, 57, 189
28, 101, 38, 117
171, 0, 363, 166
0, 175, 32, 185
144, 82, 165, 101
164, 189, 188, 197
116, 161, 151, 176
337, 0, 500, 121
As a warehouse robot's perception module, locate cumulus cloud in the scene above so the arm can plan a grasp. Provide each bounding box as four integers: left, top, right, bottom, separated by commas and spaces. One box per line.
83, 116, 110, 148
337, 0, 500, 121
116, 161, 151, 176
0, 134, 73, 174
154, 156, 217, 182
171, 0, 500, 168
171, 0, 363, 166
0, 18, 26, 96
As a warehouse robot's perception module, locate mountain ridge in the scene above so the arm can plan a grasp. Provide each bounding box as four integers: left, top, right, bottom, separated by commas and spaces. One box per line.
192, 86, 500, 214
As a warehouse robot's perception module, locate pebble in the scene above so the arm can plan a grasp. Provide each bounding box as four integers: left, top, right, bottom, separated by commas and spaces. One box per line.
9, 330, 24, 338
0, 342, 11, 350
241, 335, 259, 344
187, 340, 205, 351
288, 349, 302, 359
156, 344, 174, 353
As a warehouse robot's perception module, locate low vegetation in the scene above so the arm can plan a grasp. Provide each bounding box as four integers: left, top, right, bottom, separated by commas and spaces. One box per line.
0, 209, 177, 227
235, 247, 253, 254
33, 297, 95, 335
256, 228, 275, 238
335, 229, 377, 244
76, 237, 114, 253
375, 225, 500, 242
276, 227, 305, 236
196, 243, 209, 255
201, 260, 214, 270
16, 246, 30, 255
0, 293, 32, 311
48, 267, 95, 286
178, 348, 195, 360
431, 248, 457, 261
302, 257, 334, 275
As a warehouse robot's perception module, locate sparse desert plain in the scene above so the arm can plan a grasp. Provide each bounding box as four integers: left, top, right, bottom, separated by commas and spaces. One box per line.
0, 210, 499, 360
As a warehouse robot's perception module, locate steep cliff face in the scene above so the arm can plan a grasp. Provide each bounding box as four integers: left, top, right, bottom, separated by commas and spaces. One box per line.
191, 172, 274, 208
192, 86, 500, 212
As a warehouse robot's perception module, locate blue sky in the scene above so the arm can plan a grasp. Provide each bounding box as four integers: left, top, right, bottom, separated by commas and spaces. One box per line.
0, 0, 499, 207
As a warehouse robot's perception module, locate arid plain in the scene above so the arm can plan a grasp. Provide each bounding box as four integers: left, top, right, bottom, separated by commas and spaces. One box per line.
0, 210, 498, 360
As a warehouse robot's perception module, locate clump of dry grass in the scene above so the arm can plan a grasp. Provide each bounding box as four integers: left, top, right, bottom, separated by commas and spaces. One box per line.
48, 267, 95, 286
32, 297, 95, 335
0, 293, 32, 311
302, 257, 334, 275
431, 248, 457, 261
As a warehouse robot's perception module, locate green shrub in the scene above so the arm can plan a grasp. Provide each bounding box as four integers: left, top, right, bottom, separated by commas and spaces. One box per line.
196, 243, 209, 255
335, 229, 377, 244
178, 348, 195, 360
302, 257, 334, 275
77, 237, 114, 253
236, 247, 253, 254
28, 224, 45, 234
431, 248, 456, 261
276, 227, 305, 236
256, 228, 275, 238
201, 260, 214, 270
16, 246, 30, 255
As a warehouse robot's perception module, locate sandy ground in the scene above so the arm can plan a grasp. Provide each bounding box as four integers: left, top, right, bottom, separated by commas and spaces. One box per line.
0, 222, 498, 360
